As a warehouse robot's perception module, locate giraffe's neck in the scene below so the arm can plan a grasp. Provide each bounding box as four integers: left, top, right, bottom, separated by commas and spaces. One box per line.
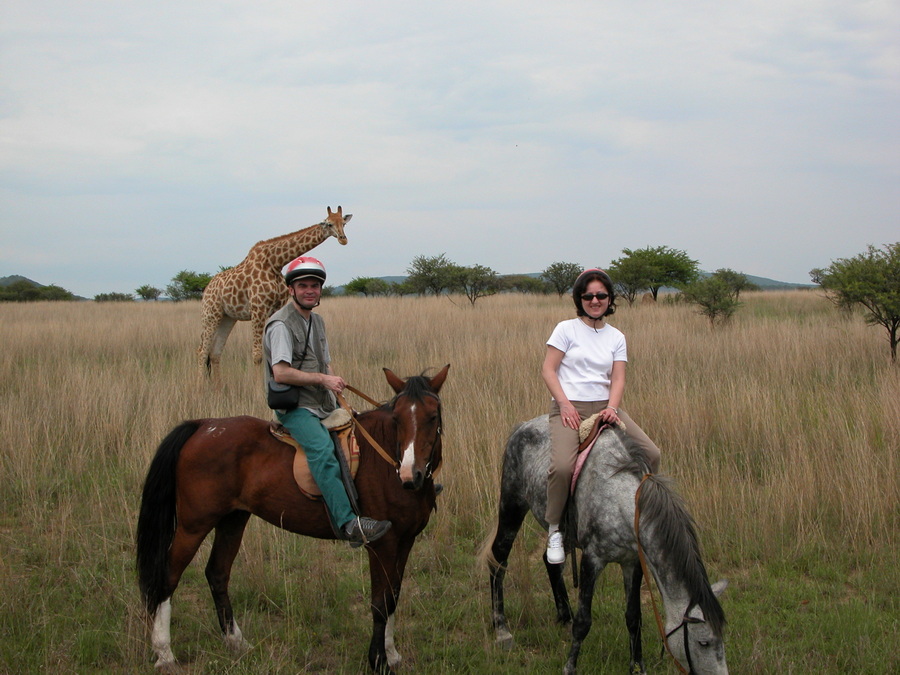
254, 223, 328, 268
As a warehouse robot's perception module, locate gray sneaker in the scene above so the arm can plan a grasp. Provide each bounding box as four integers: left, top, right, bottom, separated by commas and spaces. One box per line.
344, 516, 392, 548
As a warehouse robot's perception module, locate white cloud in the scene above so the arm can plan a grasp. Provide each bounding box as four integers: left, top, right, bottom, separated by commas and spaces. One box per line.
0, 0, 897, 294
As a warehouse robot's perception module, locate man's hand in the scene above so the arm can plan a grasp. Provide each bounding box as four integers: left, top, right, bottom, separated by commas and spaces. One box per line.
320, 374, 346, 393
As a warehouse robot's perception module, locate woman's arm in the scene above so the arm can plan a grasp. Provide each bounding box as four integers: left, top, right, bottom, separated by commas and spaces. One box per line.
542, 345, 581, 429
600, 360, 626, 424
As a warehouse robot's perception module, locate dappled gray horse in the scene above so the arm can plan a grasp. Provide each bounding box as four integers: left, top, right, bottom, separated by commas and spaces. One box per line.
484, 415, 728, 674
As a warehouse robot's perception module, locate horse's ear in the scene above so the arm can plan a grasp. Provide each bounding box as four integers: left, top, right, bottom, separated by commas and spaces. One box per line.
383, 367, 406, 394
429, 364, 450, 393
711, 580, 728, 598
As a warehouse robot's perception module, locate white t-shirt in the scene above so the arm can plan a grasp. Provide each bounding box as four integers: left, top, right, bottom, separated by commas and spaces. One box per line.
546, 318, 627, 401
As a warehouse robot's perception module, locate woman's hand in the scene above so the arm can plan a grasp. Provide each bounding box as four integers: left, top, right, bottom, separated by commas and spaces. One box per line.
599, 406, 620, 425
560, 403, 581, 429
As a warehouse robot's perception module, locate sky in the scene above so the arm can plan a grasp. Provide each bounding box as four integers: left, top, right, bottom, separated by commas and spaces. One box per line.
1, 1, 898, 297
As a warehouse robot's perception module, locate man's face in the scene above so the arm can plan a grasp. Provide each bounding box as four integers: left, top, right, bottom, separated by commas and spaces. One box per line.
289, 278, 322, 310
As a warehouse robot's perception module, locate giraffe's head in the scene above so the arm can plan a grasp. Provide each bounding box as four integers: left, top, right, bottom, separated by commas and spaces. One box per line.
322, 206, 351, 246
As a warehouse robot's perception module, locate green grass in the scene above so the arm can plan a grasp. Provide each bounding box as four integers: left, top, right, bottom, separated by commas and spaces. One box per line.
0, 293, 897, 673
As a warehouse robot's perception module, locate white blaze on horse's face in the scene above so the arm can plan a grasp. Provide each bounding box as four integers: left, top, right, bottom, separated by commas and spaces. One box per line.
398, 403, 418, 485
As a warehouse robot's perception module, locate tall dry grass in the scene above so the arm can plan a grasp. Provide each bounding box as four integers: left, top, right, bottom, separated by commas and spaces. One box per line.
0, 291, 896, 673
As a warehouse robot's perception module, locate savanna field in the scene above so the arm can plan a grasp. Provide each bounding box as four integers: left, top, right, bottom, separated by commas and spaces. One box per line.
0, 291, 897, 674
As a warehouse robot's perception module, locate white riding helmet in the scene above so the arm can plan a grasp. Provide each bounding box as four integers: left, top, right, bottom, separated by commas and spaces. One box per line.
282, 256, 327, 285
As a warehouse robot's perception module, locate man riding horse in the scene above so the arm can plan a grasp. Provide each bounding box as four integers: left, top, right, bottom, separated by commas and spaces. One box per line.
263, 255, 391, 546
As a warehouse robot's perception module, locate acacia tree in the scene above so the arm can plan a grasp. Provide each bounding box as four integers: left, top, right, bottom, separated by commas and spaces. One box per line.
710, 268, 757, 300
345, 277, 392, 297
166, 270, 212, 302
606, 257, 653, 305
541, 262, 582, 297
406, 254, 456, 296
135, 284, 162, 301
681, 274, 742, 326
500, 274, 550, 294
612, 246, 700, 300
812, 243, 900, 362
451, 264, 500, 306
95, 292, 135, 302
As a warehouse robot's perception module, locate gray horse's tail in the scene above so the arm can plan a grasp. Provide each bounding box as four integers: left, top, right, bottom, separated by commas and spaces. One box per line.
477, 519, 502, 571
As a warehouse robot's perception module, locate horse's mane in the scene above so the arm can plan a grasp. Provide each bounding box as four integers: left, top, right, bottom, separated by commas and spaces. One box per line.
606, 430, 727, 637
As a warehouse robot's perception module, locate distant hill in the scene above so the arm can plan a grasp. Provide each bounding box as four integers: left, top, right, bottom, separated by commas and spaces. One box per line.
741, 274, 813, 290
0, 275, 42, 287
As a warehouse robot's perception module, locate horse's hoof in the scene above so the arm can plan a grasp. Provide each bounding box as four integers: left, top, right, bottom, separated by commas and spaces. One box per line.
496, 633, 515, 651
154, 660, 184, 675
225, 635, 251, 654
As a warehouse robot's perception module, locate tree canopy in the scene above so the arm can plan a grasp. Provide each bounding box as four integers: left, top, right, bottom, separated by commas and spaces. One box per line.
812, 243, 900, 362
541, 262, 582, 297
344, 276, 391, 297
166, 270, 212, 302
451, 263, 500, 306
681, 271, 745, 326
135, 285, 162, 301
609, 246, 700, 300
406, 254, 456, 296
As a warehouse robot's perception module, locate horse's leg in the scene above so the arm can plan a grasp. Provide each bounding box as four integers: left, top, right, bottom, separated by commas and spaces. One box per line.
151, 525, 214, 670
623, 563, 646, 675
367, 537, 413, 674
488, 495, 530, 647
543, 550, 573, 625
563, 553, 605, 675
205, 510, 252, 653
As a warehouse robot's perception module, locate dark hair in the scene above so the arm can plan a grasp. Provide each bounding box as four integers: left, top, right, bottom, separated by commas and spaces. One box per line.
572, 268, 616, 317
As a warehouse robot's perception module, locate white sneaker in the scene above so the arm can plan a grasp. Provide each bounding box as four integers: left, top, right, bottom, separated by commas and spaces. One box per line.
546, 530, 565, 564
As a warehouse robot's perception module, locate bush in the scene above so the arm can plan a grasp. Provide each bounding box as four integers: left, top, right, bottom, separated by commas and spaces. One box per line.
94, 292, 135, 302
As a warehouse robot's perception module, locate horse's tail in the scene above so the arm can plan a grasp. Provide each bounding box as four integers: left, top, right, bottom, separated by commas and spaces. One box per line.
476, 519, 502, 571
637, 474, 726, 635
136, 420, 200, 615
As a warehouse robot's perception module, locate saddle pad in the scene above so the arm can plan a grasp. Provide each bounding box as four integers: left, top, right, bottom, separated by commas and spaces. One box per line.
570, 420, 613, 496
269, 421, 359, 500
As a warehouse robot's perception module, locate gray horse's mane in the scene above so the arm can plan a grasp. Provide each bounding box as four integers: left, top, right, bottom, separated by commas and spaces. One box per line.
605, 430, 727, 636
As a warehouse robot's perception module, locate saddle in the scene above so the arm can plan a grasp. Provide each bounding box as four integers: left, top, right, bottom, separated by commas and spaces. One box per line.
569, 412, 625, 495
268, 408, 359, 500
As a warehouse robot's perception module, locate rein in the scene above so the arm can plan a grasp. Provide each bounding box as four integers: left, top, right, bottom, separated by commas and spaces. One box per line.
634, 473, 696, 675
337, 384, 443, 479
343, 384, 383, 408
336, 390, 399, 470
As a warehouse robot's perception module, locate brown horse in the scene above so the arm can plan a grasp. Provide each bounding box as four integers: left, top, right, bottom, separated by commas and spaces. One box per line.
136, 365, 449, 673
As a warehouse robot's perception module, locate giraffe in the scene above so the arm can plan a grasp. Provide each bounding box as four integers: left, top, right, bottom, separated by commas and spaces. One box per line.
198, 206, 351, 379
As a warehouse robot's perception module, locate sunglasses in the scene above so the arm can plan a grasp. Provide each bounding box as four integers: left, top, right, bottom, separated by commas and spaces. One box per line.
580, 292, 609, 301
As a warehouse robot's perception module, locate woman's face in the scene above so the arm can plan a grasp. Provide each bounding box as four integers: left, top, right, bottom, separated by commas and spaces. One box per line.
581, 279, 610, 319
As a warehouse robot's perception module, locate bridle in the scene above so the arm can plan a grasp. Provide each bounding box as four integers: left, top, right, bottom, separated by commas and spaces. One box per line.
634, 474, 706, 675
665, 613, 705, 675
338, 385, 443, 482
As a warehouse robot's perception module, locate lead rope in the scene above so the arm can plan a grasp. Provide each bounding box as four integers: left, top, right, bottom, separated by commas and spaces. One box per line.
634, 474, 691, 675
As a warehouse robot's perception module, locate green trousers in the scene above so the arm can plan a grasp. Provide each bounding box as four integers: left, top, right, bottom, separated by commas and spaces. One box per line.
276, 407, 355, 531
